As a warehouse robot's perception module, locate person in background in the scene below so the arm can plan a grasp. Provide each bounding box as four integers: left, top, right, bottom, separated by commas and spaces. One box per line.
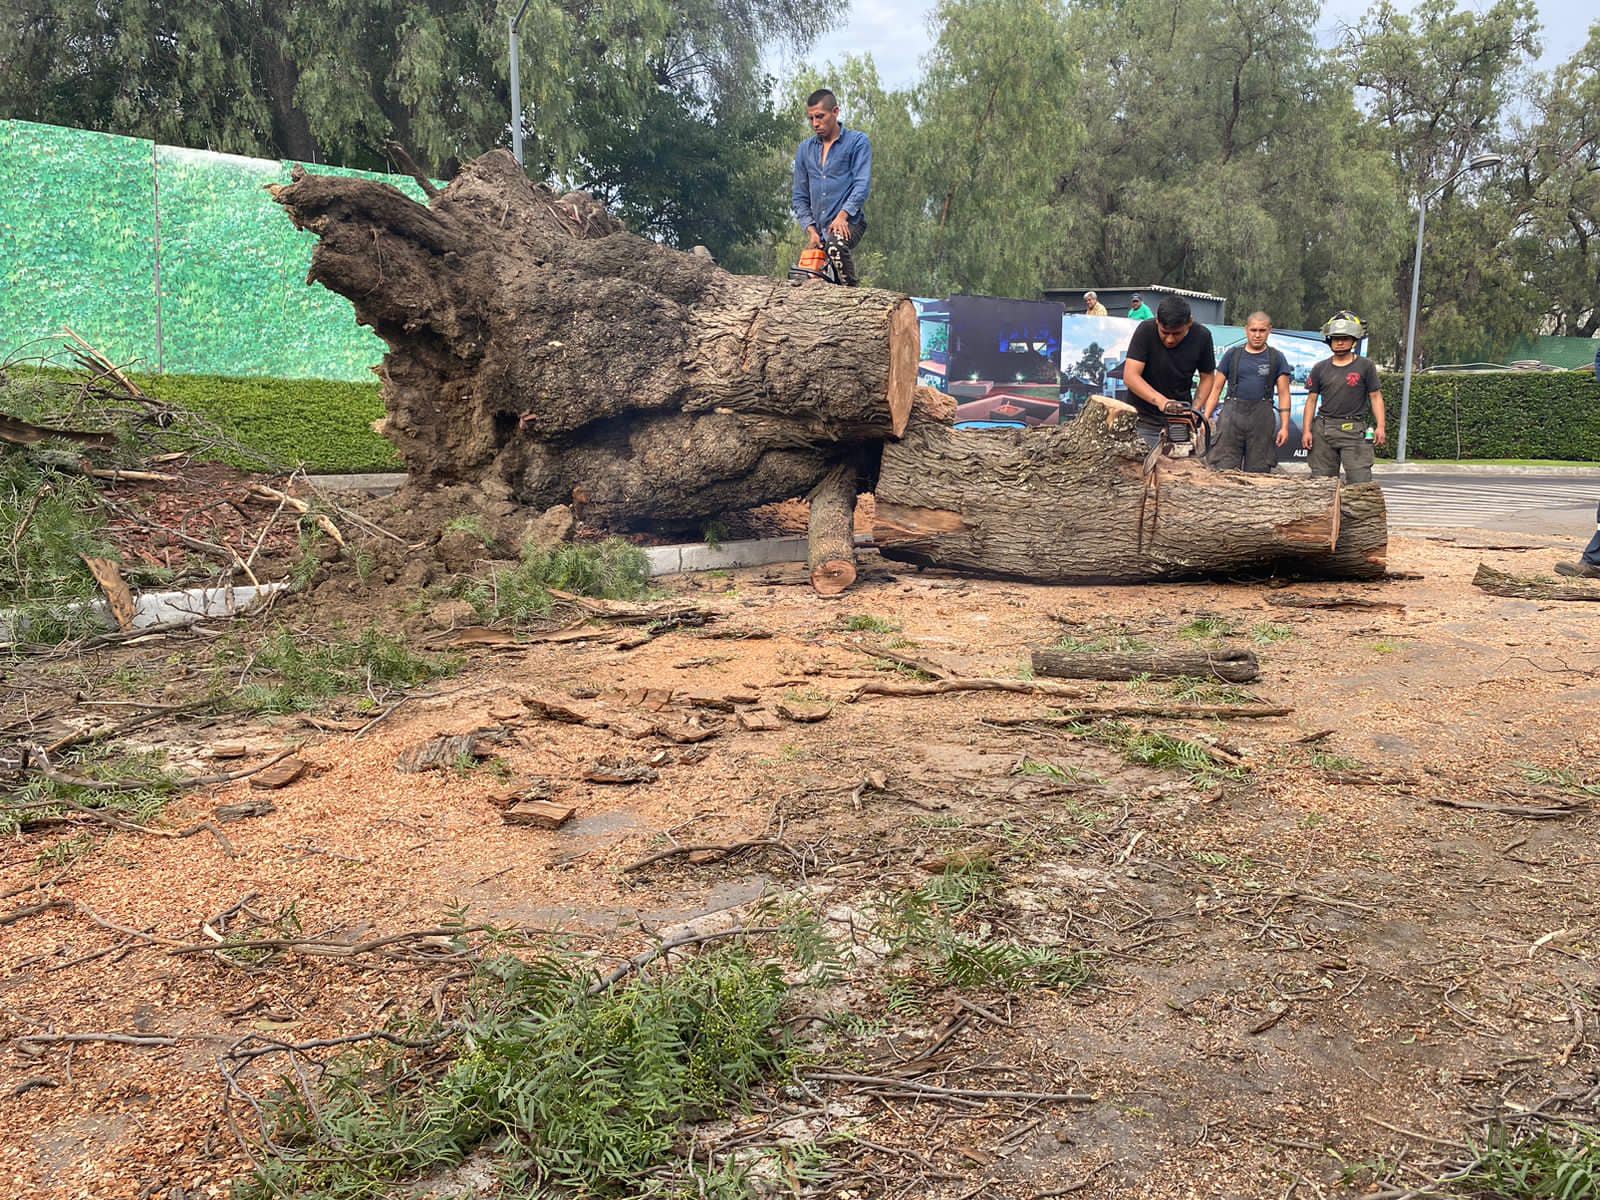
1083, 290, 1108, 316
1122, 295, 1220, 447
1127, 293, 1154, 321
1302, 310, 1384, 483
1205, 310, 1291, 472
792, 88, 872, 287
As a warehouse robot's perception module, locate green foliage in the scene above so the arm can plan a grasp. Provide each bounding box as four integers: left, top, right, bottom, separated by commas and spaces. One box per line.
457, 538, 652, 626
1459, 1124, 1600, 1199
1378, 370, 1600, 462
1178, 616, 1240, 642
0, 454, 118, 643
841, 613, 898, 634
230, 626, 460, 714
1250, 622, 1294, 645
1070, 719, 1245, 782
132, 371, 399, 472
1166, 677, 1260, 705
1519, 764, 1600, 798
236, 946, 790, 1199
1053, 631, 1152, 653
1, 747, 179, 839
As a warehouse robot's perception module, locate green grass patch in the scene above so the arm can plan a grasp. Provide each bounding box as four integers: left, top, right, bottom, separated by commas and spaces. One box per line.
236, 945, 791, 1200
1249, 622, 1294, 645
1166, 677, 1260, 705
1458, 1124, 1600, 1198
1178, 616, 1241, 641
841, 613, 899, 634
455, 538, 652, 626
1069, 718, 1245, 782
1519, 764, 1600, 798
228, 625, 461, 714
133, 371, 399, 473
1052, 631, 1153, 653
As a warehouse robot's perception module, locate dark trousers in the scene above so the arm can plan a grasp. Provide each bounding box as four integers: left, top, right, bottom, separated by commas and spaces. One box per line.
1585, 500, 1600, 566
1208, 402, 1277, 472
822, 220, 864, 287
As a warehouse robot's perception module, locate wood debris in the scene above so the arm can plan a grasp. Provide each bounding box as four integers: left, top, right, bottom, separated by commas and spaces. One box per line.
775, 700, 831, 723
214, 798, 276, 822
396, 729, 507, 773
1031, 645, 1259, 683
502, 799, 576, 828
247, 757, 307, 790
1472, 562, 1600, 602
582, 758, 659, 785
737, 709, 783, 732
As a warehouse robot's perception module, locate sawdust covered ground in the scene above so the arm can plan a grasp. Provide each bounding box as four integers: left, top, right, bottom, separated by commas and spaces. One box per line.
2, 530, 1598, 1199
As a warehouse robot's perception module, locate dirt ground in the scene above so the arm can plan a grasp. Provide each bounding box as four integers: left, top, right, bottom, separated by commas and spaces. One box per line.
3, 520, 1599, 1200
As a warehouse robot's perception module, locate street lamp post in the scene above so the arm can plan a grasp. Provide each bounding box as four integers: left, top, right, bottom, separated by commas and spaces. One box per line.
509, 0, 534, 167
1396, 152, 1503, 463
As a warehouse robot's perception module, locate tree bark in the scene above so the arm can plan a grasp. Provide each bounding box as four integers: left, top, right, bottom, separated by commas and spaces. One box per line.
807, 462, 858, 596
269, 151, 916, 527
1472, 563, 1600, 602
872, 395, 1387, 582
1031, 646, 1260, 683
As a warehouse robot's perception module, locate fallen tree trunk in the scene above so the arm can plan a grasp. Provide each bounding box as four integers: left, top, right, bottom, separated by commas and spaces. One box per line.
1472, 563, 1600, 602
270, 152, 916, 526
807, 462, 858, 596
873, 396, 1387, 581
1031, 646, 1259, 683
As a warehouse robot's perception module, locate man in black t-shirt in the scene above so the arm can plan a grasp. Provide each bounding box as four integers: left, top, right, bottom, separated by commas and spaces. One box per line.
1123, 295, 1220, 448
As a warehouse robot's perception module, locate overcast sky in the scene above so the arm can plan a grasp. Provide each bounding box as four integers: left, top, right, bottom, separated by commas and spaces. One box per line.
772, 0, 1595, 94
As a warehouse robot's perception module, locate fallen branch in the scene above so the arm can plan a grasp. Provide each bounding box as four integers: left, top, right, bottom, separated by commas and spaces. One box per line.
622, 838, 786, 873
801, 1069, 1094, 1104
1031, 646, 1259, 683
985, 702, 1291, 723
1266, 593, 1404, 611
1426, 795, 1583, 819
850, 677, 1095, 702
165, 923, 496, 959
244, 483, 345, 546
0, 897, 71, 926
589, 926, 781, 995
1472, 563, 1600, 602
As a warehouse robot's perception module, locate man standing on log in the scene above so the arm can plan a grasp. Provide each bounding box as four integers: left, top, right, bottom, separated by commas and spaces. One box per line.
792, 88, 872, 287
1204, 311, 1291, 472
1122, 295, 1220, 448
1302, 311, 1385, 483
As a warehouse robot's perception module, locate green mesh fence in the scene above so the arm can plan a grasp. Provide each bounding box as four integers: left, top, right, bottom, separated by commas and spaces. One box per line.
1, 120, 430, 382
0, 120, 157, 369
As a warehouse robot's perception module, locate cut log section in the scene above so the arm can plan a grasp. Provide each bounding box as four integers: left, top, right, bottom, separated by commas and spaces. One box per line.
1031, 646, 1259, 683
270, 152, 917, 526
808, 462, 859, 596
873, 396, 1387, 582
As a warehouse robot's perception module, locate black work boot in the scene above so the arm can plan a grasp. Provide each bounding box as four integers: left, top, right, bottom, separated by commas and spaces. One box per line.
1553, 561, 1600, 579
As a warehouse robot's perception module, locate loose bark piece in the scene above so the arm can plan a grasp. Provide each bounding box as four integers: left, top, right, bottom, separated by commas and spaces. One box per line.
522, 694, 603, 724
207, 744, 250, 760
1031, 646, 1259, 683
775, 700, 831, 723
86, 468, 179, 483
582, 758, 659, 785
873, 396, 1387, 582
247, 757, 306, 789
1472, 563, 1600, 602
503, 799, 576, 828
738, 709, 783, 732
807, 462, 859, 596
1266, 593, 1404, 611
214, 799, 276, 822
80, 556, 137, 631
270, 152, 918, 525
679, 689, 760, 711
650, 718, 720, 744
396, 731, 501, 773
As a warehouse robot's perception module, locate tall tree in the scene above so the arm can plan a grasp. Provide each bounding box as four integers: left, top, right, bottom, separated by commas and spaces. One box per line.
1506, 22, 1600, 338
1342, 0, 1542, 363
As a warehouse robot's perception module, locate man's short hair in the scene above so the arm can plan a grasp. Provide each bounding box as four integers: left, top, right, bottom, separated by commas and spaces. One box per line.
1156, 295, 1191, 328
1247, 310, 1272, 326
806, 89, 838, 110
1084, 290, 1097, 299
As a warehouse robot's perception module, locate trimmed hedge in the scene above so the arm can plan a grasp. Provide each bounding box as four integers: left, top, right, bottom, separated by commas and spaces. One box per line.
132, 372, 400, 473
1378, 369, 1600, 462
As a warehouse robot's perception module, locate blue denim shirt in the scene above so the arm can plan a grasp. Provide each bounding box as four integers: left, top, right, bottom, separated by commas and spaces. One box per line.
792, 125, 872, 234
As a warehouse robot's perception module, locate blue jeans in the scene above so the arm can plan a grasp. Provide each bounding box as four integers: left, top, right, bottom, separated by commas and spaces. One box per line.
1585, 500, 1600, 566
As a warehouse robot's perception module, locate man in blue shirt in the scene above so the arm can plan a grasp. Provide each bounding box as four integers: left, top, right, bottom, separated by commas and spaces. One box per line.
792, 88, 872, 286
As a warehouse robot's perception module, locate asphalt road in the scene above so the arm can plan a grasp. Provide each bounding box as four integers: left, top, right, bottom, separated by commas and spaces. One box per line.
1373, 470, 1600, 537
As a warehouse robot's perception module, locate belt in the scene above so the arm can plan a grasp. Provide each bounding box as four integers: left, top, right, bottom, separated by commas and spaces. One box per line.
1318, 416, 1367, 432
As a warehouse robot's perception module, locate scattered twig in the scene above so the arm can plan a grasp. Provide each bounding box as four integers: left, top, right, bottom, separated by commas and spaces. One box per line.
802, 1070, 1094, 1104
0, 897, 70, 926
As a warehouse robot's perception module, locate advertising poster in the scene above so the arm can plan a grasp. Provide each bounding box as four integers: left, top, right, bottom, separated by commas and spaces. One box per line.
947, 295, 1066, 428
1058, 314, 1344, 463
913, 298, 949, 392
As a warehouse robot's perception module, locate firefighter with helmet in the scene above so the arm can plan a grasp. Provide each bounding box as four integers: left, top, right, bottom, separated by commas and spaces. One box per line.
1300, 311, 1386, 483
